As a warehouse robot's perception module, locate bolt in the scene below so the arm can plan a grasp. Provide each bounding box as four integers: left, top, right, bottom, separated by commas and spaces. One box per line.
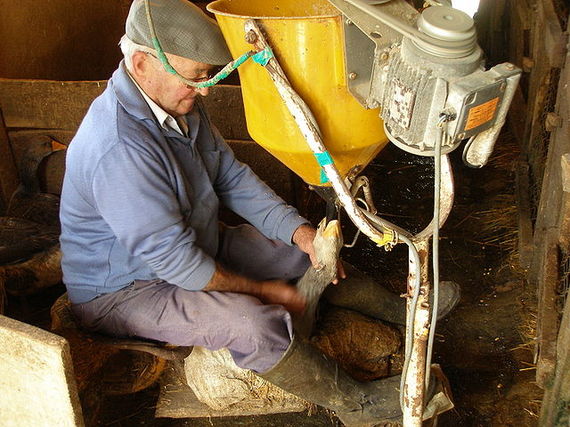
345, 18, 353, 25
380, 52, 389, 61
348, 72, 358, 80
545, 112, 563, 132
245, 30, 257, 44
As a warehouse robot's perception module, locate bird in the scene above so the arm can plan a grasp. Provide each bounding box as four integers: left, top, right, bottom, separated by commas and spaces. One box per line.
293, 218, 343, 338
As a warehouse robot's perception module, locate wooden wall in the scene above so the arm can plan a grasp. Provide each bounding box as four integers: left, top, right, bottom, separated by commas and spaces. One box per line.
0, 1, 225, 81
0, 0, 131, 80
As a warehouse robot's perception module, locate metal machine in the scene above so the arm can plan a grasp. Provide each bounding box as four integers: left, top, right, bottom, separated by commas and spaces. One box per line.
332, 0, 520, 166
203, 0, 522, 424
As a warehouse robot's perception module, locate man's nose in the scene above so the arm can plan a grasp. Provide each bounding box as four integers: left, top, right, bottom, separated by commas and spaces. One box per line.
196, 86, 209, 96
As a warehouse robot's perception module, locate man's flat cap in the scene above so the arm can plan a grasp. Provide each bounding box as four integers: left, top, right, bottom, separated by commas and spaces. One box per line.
126, 0, 232, 65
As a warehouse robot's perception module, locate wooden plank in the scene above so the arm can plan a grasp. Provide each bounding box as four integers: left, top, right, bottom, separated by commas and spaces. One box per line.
559, 154, 570, 249
0, 1, 130, 81
541, 0, 568, 68
0, 79, 250, 140
539, 297, 570, 425
206, 85, 250, 141
5, 130, 296, 203
507, 86, 527, 145
0, 79, 106, 130
0, 110, 19, 213
509, 0, 532, 66
0, 314, 84, 426
515, 160, 534, 269
535, 233, 560, 387
531, 14, 570, 388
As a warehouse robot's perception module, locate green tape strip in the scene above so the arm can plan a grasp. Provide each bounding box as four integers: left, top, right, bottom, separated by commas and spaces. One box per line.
314, 151, 333, 184
252, 47, 274, 66
152, 38, 177, 75
193, 51, 254, 88
314, 151, 334, 166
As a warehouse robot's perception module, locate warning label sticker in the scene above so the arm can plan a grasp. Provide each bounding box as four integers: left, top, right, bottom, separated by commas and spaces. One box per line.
388, 80, 415, 130
465, 97, 499, 131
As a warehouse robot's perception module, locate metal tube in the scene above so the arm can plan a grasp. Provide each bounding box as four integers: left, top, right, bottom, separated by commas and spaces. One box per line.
403, 238, 430, 426
425, 121, 444, 395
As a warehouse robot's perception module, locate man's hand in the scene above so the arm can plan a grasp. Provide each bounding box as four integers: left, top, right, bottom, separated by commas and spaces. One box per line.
292, 224, 318, 267
292, 223, 346, 285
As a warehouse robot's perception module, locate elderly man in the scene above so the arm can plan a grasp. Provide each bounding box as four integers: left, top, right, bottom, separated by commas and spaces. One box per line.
60, 0, 458, 424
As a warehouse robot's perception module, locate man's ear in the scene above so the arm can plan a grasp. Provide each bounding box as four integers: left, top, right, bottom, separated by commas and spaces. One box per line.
131, 51, 150, 79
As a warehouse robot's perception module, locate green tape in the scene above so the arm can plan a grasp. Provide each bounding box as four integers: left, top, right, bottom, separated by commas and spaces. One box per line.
314, 151, 334, 167
314, 151, 333, 184
193, 51, 254, 88
152, 38, 177, 75
252, 47, 274, 66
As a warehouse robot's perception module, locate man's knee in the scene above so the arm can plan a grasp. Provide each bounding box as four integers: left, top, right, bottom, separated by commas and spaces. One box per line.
228, 302, 293, 372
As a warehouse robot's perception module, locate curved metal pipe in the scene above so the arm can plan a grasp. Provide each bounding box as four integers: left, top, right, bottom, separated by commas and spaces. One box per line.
245, 19, 395, 248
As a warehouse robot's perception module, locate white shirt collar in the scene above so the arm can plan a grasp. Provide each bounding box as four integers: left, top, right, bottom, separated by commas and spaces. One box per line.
128, 72, 188, 137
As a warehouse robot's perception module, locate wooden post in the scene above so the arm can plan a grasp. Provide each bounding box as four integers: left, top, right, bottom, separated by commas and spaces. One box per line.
0, 109, 19, 213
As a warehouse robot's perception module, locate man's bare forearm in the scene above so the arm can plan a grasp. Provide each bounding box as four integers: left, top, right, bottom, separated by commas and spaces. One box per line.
202, 264, 263, 296
202, 264, 306, 313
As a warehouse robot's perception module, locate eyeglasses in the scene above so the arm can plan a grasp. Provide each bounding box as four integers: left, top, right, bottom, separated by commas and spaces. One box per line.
144, 51, 220, 85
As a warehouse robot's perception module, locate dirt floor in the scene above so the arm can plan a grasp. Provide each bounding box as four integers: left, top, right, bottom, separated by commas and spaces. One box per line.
5, 131, 543, 426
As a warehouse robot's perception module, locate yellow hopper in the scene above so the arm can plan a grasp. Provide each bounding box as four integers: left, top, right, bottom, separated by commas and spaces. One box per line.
208, 0, 388, 186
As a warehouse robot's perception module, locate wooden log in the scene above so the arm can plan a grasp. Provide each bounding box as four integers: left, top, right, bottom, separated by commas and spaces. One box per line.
50, 293, 187, 395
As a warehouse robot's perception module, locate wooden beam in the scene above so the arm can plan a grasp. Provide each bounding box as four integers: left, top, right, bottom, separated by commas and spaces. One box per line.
5, 130, 297, 203
0, 79, 250, 140
515, 160, 534, 270
539, 295, 570, 425
0, 109, 19, 212
535, 233, 561, 388
559, 154, 570, 249
530, 8, 570, 389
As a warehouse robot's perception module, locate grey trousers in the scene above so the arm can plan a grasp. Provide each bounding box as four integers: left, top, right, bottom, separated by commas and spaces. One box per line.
71, 224, 310, 373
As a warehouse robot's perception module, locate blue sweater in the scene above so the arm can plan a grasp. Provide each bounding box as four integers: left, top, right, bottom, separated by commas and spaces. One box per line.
60, 62, 307, 304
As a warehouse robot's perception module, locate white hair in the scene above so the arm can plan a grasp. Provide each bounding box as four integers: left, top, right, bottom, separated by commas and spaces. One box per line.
119, 34, 157, 72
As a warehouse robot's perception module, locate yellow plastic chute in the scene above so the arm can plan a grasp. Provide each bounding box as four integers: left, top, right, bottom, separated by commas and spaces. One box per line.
208, 0, 388, 186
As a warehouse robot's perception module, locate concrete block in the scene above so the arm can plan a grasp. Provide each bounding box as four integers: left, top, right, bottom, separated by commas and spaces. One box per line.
0, 315, 83, 427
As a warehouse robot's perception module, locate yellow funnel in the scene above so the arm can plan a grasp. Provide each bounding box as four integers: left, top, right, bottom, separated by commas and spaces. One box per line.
208, 0, 388, 186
